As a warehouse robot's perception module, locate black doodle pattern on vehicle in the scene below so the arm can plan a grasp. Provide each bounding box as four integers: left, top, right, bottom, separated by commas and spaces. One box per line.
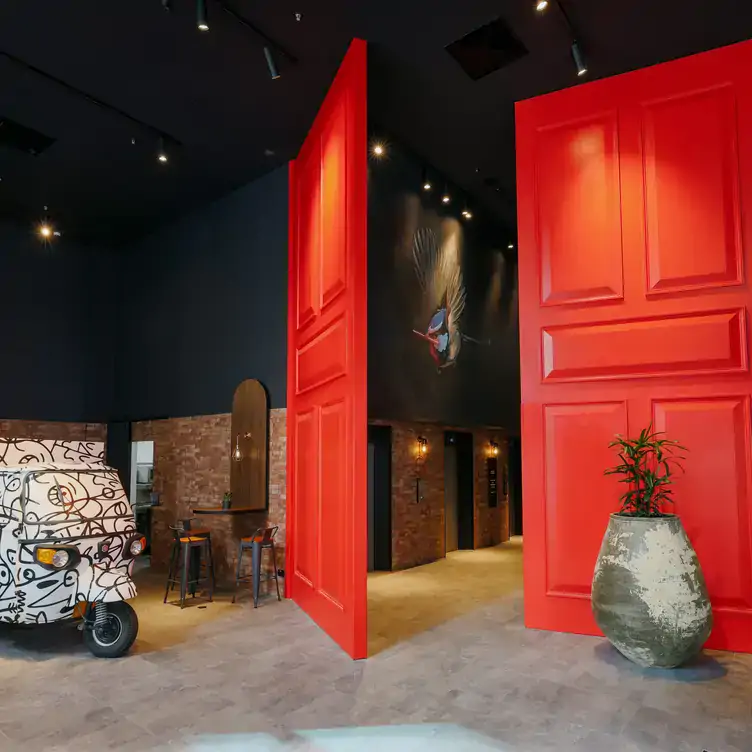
0, 440, 137, 625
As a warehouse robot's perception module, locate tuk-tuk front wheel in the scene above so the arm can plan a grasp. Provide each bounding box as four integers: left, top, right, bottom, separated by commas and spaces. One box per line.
83, 602, 139, 658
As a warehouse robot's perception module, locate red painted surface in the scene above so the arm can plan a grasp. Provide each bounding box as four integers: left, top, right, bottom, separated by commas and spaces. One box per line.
286, 39, 368, 659
517, 40, 752, 653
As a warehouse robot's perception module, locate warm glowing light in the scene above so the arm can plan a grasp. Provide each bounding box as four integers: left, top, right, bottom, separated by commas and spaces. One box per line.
536, 0, 549, 11
508, 243, 514, 249
39, 224, 52, 238
577, 67, 588, 77
462, 210, 473, 220
158, 153, 168, 163
423, 182, 432, 191
372, 143, 385, 157
198, 22, 209, 31
442, 194, 450, 204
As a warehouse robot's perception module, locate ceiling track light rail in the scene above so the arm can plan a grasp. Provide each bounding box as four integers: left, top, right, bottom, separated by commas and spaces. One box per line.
217, 1, 298, 64
0, 50, 180, 149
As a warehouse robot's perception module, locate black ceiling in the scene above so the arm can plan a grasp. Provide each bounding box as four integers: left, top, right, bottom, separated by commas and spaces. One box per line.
1, 0, 752, 246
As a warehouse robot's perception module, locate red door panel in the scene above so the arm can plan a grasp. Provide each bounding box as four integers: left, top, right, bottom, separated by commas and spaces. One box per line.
517, 40, 752, 653
287, 39, 367, 659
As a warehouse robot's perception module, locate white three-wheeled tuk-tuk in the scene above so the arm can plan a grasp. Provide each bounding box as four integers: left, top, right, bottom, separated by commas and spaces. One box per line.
0, 439, 142, 657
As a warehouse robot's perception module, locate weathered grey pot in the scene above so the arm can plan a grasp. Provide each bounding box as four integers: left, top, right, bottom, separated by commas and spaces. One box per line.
592, 514, 712, 668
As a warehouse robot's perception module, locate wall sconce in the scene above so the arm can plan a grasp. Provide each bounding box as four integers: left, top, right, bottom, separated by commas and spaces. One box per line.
232, 432, 252, 462
490, 440, 499, 457
415, 436, 428, 503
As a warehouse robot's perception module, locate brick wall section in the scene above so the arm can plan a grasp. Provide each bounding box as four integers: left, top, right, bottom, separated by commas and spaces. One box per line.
381, 420, 510, 571
390, 423, 446, 571
132, 409, 286, 581
0, 420, 106, 442
473, 430, 510, 549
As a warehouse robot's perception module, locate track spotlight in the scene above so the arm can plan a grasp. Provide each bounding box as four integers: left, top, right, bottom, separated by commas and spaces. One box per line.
371, 142, 386, 158
264, 47, 280, 80
535, 0, 549, 10
462, 210, 473, 220
508, 243, 515, 250
197, 0, 209, 31
571, 41, 587, 76
39, 223, 52, 239
421, 169, 433, 192
441, 189, 451, 205
157, 136, 168, 163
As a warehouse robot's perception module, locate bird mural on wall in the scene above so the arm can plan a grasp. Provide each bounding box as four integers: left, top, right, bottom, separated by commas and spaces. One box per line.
411, 227, 487, 371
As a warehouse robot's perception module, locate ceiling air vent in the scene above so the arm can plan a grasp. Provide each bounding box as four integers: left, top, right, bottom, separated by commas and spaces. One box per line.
0, 117, 56, 155
445, 17, 528, 81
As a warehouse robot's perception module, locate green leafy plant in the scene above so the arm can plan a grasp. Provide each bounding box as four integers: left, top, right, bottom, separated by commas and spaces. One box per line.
223, 491, 232, 503
605, 426, 686, 517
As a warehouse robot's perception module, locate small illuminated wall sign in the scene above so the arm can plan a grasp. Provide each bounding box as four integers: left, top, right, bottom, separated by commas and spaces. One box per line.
487, 456, 498, 508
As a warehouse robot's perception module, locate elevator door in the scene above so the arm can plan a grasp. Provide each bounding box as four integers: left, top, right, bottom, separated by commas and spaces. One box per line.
444, 440, 459, 553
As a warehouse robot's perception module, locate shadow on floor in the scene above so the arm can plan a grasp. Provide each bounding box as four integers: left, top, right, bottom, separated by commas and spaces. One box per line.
367, 538, 523, 656
0, 567, 263, 659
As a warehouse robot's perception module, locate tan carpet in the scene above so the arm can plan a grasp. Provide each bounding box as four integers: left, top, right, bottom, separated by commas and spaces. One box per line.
368, 537, 523, 656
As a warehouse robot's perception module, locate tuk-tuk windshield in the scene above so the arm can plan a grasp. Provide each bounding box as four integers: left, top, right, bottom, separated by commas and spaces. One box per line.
23, 468, 131, 525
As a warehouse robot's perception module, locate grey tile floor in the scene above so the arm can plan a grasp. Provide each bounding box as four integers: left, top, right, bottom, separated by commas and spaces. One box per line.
0, 568, 750, 751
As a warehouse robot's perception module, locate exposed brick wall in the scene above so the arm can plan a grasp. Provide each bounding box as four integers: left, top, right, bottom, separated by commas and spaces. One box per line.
0, 420, 106, 442
390, 423, 446, 571
473, 429, 510, 549
132, 409, 286, 581
380, 420, 510, 571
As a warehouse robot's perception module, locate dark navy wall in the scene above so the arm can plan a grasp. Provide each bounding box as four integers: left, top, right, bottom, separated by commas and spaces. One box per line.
367, 149, 520, 433
113, 166, 288, 421
0, 221, 117, 422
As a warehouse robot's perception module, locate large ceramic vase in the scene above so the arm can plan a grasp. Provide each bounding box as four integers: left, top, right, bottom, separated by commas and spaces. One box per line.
592, 514, 712, 668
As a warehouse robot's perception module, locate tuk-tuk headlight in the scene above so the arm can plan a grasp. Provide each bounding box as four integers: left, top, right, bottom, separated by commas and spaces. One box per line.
52, 550, 70, 568
34, 546, 79, 570
123, 535, 147, 559
129, 537, 145, 556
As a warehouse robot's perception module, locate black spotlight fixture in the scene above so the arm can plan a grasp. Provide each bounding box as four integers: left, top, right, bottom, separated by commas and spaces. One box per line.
264, 46, 280, 80
571, 41, 587, 76
197, 0, 209, 31
157, 136, 169, 163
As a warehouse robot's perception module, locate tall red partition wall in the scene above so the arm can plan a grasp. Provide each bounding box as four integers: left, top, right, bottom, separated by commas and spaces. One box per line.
517, 40, 752, 653
287, 39, 368, 659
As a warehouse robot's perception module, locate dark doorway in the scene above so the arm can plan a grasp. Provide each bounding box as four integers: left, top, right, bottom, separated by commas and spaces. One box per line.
508, 437, 523, 536
445, 431, 474, 551
368, 425, 392, 571
106, 421, 132, 498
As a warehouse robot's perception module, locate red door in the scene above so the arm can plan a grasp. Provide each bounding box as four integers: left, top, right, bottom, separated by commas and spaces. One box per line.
286, 40, 368, 659
517, 40, 752, 653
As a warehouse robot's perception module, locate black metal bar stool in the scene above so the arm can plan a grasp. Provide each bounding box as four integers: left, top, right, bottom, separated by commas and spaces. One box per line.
164, 520, 216, 608
232, 526, 281, 607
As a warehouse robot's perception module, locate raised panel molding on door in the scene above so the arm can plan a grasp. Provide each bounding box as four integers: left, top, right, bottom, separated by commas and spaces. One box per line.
542, 308, 747, 382
320, 97, 348, 310
642, 85, 743, 294
296, 314, 348, 395
294, 407, 318, 588
543, 402, 626, 598
535, 111, 624, 306
295, 138, 321, 331
653, 398, 752, 651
